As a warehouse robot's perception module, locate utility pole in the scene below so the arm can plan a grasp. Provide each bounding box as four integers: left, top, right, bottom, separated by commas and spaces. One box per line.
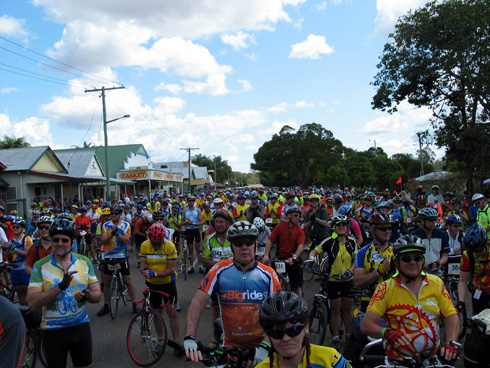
85, 86, 125, 201
180, 147, 199, 194
416, 131, 425, 176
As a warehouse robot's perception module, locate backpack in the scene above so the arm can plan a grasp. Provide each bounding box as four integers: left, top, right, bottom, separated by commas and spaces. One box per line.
349, 219, 372, 247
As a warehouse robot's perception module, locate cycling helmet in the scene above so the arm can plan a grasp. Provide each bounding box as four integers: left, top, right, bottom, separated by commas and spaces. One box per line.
58, 212, 72, 220
213, 198, 224, 205
338, 205, 352, 216
472, 193, 485, 203
259, 291, 309, 332
202, 201, 210, 208
393, 235, 425, 256
32, 210, 41, 216
213, 209, 233, 224
153, 210, 165, 218
416, 195, 427, 203
147, 223, 166, 243
37, 216, 53, 225
41, 208, 51, 215
111, 205, 122, 213
253, 217, 265, 231
332, 215, 349, 227
13, 218, 27, 227
418, 207, 439, 219
446, 214, 462, 225
286, 206, 301, 216
416, 185, 423, 192
464, 223, 488, 252
250, 192, 258, 199
446, 191, 454, 197
334, 194, 343, 203
431, 185, 439, 190
285, 191, 295, 199
136, 203, 144, 210
49, 218, 76, 240
392, 195, 402, 202
369, 213, 394, 225
71, 205, 78, 209
187, 195, 196, 200
52, 207, 61, 212
451, 198, 461, 204
303, 195, 309, 201
270, 193, 279, 200
102, 208, 111, 216
146, 213, 153, 224
227, 221, 258, 241
80, 206, 88, 211
171, 204, 179, 211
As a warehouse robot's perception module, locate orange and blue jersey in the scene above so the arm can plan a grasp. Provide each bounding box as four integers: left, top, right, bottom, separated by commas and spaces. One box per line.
198, 259, 281, 348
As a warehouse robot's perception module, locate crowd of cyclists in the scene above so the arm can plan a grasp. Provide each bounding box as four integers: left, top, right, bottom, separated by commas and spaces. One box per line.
0, 183, 489, 367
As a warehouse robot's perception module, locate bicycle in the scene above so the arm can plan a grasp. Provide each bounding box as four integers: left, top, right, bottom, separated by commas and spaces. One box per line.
177, 230, 189, 281
18, 305, 48, 368
0, 261, 19, 303
78, 231, 89, 257
442, 268, 467, 339
100, 248, 130, 320
127, 288, 170, 367
267, 257, 292, 291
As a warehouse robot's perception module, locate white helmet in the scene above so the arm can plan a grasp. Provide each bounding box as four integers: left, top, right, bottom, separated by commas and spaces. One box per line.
213, 198, 224, 205
472, 193, 485, 202
253, 217, 265, 231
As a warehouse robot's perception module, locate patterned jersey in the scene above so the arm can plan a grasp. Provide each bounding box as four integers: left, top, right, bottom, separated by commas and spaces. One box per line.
315, 236, 356, 281
460, 250, 490, 294
29, 253, 99, 330
203, 233, 232, 262
101, 220, 131, 251
139, 239, 177, 284
199, 259, 281, 348
256, 344, 351, 368
9, 235, 33, 269
367, 274, 456, 359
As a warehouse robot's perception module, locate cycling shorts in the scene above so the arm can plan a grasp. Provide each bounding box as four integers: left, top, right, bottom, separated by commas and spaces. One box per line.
101, 258, 130, 276
11, 268, 30, 287
185, 228, 201, 244
76, 232, 93, 245
146, 281, 177, 309
285, 262, 303, 289
134, 235, 147, 248
43, 322, 92, 367
327, 279, 354, 300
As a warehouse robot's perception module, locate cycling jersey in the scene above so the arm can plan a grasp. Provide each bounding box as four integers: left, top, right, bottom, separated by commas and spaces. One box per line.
201, 210, 212, 224
166, 214, 182, 231
199, 259, 281, 348
203, 233, 232, 262
315, 236, 356, 281
9, 235, 32, 269
184, 207, 199, 229
29, 253, 98, 330
305, 207, 330, 241
256, 344, 351, 368
139, 239, 177, 284
411, 228, 449, 276
477, 204, 490, 239
75, 215, 91, 231
268, 222, 305, 259
367, 274, 456, 359
101, 220, 131, 251
265, 202, 282, 224
233, 204, 249, 221
460, 250, 490, 294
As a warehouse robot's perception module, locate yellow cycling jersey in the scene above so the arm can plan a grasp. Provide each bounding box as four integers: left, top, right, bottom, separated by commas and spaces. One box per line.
139, 239, 177, 284
202, 210, 213, 223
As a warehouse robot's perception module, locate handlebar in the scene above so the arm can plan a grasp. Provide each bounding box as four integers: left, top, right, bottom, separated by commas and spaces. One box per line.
134, 288, 171, 307
197, 341, 250, 368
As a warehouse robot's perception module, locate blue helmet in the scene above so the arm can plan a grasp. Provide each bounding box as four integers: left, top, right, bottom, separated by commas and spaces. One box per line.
338, 205, 352, 216
446, 214, 462, 225
464, 223, 488, 252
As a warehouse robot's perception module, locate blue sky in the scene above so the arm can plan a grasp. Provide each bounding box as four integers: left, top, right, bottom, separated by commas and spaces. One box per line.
0, 0, 436, 173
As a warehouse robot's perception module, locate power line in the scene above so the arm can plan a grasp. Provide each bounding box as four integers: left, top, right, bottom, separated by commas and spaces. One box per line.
0, 62, 87, 87
0, 66, 79, 87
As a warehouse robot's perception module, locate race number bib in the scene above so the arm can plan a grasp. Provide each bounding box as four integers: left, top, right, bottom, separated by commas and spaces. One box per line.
448, 263, 460, 275
275, 261, 286, 274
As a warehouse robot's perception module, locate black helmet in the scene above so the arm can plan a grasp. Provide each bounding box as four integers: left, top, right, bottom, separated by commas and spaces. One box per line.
153, 210, 165, 218
464, 223, 488, 252
227, 221, 258, 241
212, 209, 234, 225
393, 235, 425, 256
49, 218, 76, 240
111, 205, 122, 213
286, 206, 301, 216
259, 291, 309, 332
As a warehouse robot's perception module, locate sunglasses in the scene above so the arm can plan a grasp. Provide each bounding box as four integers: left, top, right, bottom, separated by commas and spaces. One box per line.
39, 226, 50, 230
112, 212, 122, 215
268, 324, 305, 340
376, 227, 392, 232
424, 218, 437, 222
12, 226, 23, 229
400, 255, 424, 263
231, 239, 255, 247
52, 237, 71, 244
335, 222, 349, 227
291, 214, 300, 217
451, 224, 462, 228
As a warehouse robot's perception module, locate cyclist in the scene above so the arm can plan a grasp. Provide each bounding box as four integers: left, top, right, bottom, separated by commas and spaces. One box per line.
265, 193, 282, 227
280, 192, 296, 222
184, 221, 281, 365
75, 206, 97, 262
263, 206, 305, 296
474, 193, 490, 239
139, 223, 182, 355
233, 194, 249, 221
428, 184, 444, 205
98, 205, 139, 316
357, 193, 374, 228
361, 235, 460, 363
202, 210, 234, 271
2, 218, 32, 304
304, 193, 330, 249
457, 223, 490, 315
445, 214, 464, 263
305, 215, 356, 349
257, 291, 351, 368
0, 295, 25, 368
25, 215, 53, 275
338, 204, 365, 250
181, 195, 204, 274
411, 207, 449, 276
354, 213, 396, 312
27, 209, 41, 236
447, 198, 469, 224
28, 218, 102, 368
247, 192, 266, 223
167, 204, 182, 252
253, 217, 271, 247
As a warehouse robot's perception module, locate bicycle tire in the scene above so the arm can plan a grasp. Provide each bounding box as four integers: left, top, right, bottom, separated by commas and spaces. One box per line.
79, 239, 86, 257
10, 287, 19, 304
182, 245, 188, 281
309, 299, 328, 345
127, 310, 167, 367
449, 281, 466, 338
38, 330, 48, 368
110, 274, 120, 320
20, 329, 37, 368
120, 273, 128, 306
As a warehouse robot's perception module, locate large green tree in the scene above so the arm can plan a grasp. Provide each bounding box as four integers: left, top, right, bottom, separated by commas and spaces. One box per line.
251, 123, 343, 187
372, 0, 490, 196
0, 135, 30, 149
192, 154, 232, 184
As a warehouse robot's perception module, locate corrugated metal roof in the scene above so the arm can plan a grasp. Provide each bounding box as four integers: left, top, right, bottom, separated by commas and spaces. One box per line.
0, 146, 50, 171
54, 149, 101, 177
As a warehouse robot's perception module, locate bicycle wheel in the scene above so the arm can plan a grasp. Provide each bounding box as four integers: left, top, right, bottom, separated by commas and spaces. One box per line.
38, 330, 48, 368
127, 310, 167, 367
110, 274, 120, 320
181, 244, 188, 281
309, 299, 328, 345
10, 286, 19, 304
20, 329, 37, 368
449, 281, 466, 338
120, 273, 128, 306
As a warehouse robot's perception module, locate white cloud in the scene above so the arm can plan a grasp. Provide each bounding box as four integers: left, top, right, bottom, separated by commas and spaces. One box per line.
316, 2, 327, 11
295, 100, 314, 108
282, 0, 306, 6
293, 18, 304, 30
259, 120, 300, 136
268, 102, 290, 113
153, 97, 186, 115
154, 83, 183, 95
238, 79, 253, 92
289, 34, 334, 59
245, 52, 259, 62
1, 87, 19, 94
374, 0, 429, 36
220, 31, 256, 50
0, 15, 28, 38
0, 114, 55, 147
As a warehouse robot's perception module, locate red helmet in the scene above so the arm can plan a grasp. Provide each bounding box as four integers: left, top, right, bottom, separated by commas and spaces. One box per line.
369, 212, 394, 225
416, 195, 427, 203
148, 223, 166, 243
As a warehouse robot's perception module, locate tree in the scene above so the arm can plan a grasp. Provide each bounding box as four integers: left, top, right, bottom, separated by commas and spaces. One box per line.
0, 135, 30, 149
372, 0, 490, 197
252, 123, 344, 187
192, 154, 232, 184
